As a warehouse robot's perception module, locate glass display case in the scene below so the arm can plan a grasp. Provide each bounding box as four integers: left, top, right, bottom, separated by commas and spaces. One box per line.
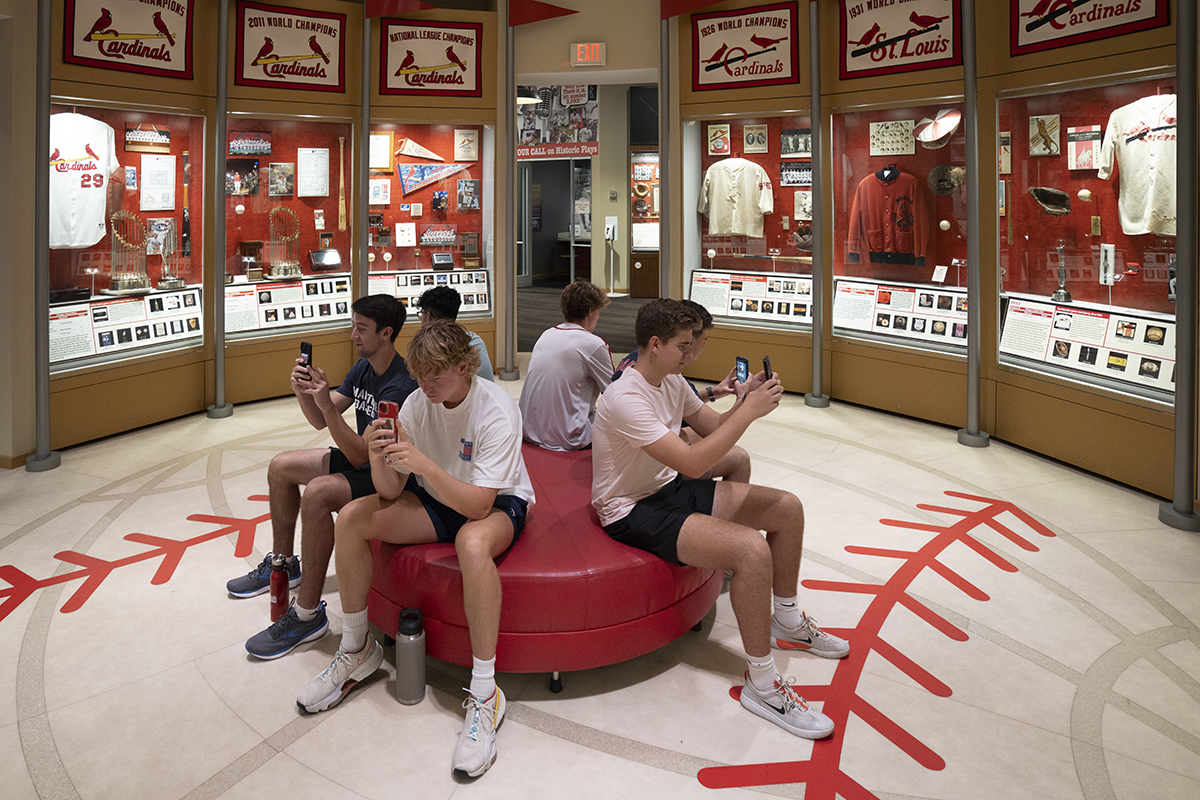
996, 76, 1177, 399
49, 102, 205, 369
630, 149, 660, 250
686, 114, 814, 327
831, 102, 970, 349
363, 122, 494, 315
222, 115, 353, 336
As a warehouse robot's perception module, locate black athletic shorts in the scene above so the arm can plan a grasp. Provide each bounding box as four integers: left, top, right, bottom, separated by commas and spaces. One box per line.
602, 475, 716, 566
328, 447, 377, 500
403, 475, 529, 545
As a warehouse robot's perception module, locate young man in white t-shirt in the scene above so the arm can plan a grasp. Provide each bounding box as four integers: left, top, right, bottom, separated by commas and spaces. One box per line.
296, 320, 534, 779
591, 299, 849, 740
519, 279, 613, 450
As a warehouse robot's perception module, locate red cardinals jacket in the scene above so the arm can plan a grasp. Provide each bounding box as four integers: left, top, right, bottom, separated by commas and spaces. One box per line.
846, 169, 928, 266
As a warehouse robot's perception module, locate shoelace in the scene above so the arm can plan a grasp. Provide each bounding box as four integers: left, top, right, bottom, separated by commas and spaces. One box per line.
267, 601, 298, 635
319, 648, 354, 683
801, 612, 825, 638
772, 677, 809, 712
461, 692, 497, 741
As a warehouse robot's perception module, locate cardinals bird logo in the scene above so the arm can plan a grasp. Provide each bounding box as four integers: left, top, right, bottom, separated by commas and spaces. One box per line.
703, 43, 728, 64
152, 12, 175, 46
446, 46, 467, 72
749, 34, 787, 49
309, 36, 330, 64
850, 22, 881, 48
398, 50, 416, 72
252, 37, 274, 65
1020, 0, 1055, 17
85, 143, 100, 161
85, 8, 112, 42
909, 11, 948, 29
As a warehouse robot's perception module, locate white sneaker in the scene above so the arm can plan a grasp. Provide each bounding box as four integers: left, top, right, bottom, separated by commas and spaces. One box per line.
296, 639, 383, 713
740, 672, 834, 739
771, 611, 850, 658
451, 687, 506, 777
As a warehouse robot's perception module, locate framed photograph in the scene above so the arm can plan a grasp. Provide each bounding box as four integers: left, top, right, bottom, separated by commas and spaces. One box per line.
369, 178, 391, 206
225, 158, 259, 195
743, 124, 769, 155
781, 129, 811, 159
998, 179, 1007, 217
869, 120, 915, 156
369, 132, 394, 173
229, 131, 271, 156
455, 129, 479, 162
1029, 114, 1060, 157
707, 124, 731, 156
268, 163, 295, 196
457, 179, 481, 211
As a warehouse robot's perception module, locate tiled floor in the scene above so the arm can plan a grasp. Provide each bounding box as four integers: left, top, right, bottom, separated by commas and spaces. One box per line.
3, 356, 1200, 800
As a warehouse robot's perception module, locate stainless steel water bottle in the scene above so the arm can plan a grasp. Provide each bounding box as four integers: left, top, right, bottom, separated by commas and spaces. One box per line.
395, 608, 426, 705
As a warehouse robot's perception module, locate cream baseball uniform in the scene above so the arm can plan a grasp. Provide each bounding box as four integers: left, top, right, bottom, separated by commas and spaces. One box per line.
697, 158, 774, 238
50, 113, 122, 249
519, 323, 614, 451
1098, 94, 1177, 237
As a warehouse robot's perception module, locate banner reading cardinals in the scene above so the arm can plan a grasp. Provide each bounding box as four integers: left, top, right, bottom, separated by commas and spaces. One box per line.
64, 0, 194, 79
840, 0, 962, 79
380, 19, 483, 98
691, 2, 799, 92
235, 1, 346, 93
1011, 0, 1169, 56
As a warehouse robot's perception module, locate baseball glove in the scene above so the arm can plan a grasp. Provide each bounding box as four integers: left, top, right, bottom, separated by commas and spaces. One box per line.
1028, 186, 1071, 216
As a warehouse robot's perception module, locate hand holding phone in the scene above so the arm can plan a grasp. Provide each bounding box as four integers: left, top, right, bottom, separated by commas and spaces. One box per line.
299, 341, 313, 375
378, 401, 400, 441
735, 356, 749, 384
763, 355, 773, 381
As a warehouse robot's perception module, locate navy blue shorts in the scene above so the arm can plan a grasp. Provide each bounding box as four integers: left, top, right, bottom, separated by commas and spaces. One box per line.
403, 475, 528, 545
602, 475, 716, 566
328, 447, 376, 500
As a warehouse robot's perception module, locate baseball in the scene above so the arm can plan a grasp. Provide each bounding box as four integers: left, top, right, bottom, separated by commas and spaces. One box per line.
706, 248, 716, 259
234, 204, 245, 215
383, 251, 393, 262
1078, 189, 1092, 202
939, 219, 951, 231
368, 252, 375, 263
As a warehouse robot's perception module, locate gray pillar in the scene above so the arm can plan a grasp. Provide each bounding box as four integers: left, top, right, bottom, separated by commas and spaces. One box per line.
499, 2, 519, 379
659, 19, 671, 298
208, 0, 233, 418
804, 0, 829, 408
358, 17, 371, 297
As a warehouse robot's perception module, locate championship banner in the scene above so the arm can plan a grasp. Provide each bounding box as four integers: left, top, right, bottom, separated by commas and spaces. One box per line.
840, 0, 962, 79
691, 2, 799, 92
235, 1, 346, 93
1011, 0, 1169, 56
64, 0, 194, 79
380, 19, 484, 98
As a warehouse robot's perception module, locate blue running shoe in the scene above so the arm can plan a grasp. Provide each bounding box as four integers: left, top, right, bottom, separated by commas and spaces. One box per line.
246, 600, 328, 660
227, 553, 301, 598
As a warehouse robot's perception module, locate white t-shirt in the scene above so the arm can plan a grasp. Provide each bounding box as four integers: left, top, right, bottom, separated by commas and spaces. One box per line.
398, 376, 535, 508
49, 113, 122, 249
591, 368, 703, 527
1098, 94, 1177, 237
467, 330, 495, 382
697, 157, 774, 238
519, 323, 614, 451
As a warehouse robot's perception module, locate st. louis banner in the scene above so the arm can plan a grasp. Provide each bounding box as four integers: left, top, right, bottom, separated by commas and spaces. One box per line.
1011, 0, 1169, 56
840, 0, 962, 79
235, 1, 346, 93
64, 0, 194, 79
691, 2, 799, 92
380, 19, 483, 98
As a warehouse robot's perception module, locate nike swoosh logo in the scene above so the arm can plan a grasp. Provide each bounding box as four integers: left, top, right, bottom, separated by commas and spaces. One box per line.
765, 701, 787, 715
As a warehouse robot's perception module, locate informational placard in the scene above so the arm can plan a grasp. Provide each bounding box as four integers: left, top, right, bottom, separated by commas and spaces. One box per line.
689, 270, 813, 325
64, 0, 195, 80
50, 287, 202, 365
226, 274, 352, 334
297, 148, 330, 197
367, 271, 492, 315
235, 1, 346, 93
840, 0, 962, 79
1067, 124, 1101, 170
139, 155, 176, 212
380, 18, 483, 98
1000, 293, 1174, 393
691, 2, 799, 92
1011, 0, 1169, 56
834, 278, 969, 347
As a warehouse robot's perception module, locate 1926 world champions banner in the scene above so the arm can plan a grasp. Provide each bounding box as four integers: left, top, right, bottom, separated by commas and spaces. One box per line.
691, 2, 800, 92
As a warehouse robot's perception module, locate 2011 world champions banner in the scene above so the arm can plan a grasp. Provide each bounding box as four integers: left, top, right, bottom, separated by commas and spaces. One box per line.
235, 1, 346, 93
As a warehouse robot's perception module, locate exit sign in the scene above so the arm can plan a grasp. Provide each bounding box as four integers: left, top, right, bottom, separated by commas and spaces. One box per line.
571, 42, 606, 67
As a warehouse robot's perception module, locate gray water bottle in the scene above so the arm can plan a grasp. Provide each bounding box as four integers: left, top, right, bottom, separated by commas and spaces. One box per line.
395, 608, 426, 705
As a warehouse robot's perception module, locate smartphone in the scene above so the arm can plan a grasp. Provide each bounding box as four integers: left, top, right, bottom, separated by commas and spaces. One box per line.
763, 355, 773, 381
378, 401, 399, 440
299, 341, 313, 371
735, 356, 749, 384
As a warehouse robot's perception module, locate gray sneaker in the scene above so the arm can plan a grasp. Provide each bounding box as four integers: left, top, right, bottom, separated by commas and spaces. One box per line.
451, 687, 506, 777
246, 600, 328, 660
227, 553, 301, 598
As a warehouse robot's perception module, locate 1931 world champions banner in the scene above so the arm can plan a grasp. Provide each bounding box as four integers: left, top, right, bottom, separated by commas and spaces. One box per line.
840, 0, 962, 79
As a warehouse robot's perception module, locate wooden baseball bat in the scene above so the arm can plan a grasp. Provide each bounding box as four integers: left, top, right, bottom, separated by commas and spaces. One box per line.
338, 136, 347, 231
181, 151, 191, 256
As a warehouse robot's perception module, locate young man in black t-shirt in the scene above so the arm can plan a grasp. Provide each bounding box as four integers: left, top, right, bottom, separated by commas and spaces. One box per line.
227, 295, 418, 659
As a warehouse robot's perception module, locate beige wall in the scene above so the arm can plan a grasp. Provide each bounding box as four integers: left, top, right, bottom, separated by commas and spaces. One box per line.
0, 2, 38, 467
513, 0, 659, 81
590, 83, 630, 291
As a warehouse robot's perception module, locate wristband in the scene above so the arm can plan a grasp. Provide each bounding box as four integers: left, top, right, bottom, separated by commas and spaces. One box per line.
706, 386, 715, 402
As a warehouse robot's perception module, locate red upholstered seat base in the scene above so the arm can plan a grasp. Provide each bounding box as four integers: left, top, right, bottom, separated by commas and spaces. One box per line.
366, 444, 722, 674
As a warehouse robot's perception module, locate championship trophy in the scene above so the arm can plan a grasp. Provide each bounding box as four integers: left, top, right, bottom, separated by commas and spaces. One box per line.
104, 211, 153, 295
267, 206, 303, 280
1050, 243, 1072, 303
156, 219, 187, 290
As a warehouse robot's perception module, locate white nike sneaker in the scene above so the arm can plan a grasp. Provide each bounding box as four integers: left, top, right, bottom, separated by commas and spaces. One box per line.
740, 672, 834, 739
451, 687, 506, 777
296, 639, 383, 713
771, 610, 850, 658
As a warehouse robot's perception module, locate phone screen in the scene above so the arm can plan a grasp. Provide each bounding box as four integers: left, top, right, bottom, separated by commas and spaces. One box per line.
735, 356, 749, 384
299, 341, 313, 369
378, 401, 399, 440
763, 355, 772, 380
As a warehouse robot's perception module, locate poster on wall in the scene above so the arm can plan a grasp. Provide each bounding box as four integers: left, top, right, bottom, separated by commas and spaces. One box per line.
691, 2, 799, 92
235, 1, 346, 93
516, 86, 600, 160
380, 19, 483, 98
1011, 0, 1169, 56
839, 0, 962, 79
64, 0, 195, 79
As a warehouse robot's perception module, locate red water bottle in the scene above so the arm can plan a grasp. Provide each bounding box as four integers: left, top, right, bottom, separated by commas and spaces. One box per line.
269, 554, 289, 622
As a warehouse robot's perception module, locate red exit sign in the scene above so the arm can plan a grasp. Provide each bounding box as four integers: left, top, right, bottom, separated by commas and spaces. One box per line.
571, 42, 606, 67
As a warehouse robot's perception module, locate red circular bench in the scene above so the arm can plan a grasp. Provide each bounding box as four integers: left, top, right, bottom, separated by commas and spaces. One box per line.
367, 443, 722, 687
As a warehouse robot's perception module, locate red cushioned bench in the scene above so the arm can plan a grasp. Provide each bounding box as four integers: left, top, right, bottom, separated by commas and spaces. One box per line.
367, 443, 722, 689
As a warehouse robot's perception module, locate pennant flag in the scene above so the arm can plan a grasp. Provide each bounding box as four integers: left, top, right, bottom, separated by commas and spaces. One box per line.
395, 137, 445, 162
365, 0, 436, 18
510, 0, 578, 27
661, 0, 720, 20
397, 163, 469, 195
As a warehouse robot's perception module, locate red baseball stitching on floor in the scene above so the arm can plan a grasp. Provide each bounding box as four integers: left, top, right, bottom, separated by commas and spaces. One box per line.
0, 496, 270, 623
698, 491, 1055, 794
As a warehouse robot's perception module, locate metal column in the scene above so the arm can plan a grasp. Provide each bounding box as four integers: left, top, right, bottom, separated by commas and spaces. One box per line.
357, 16, 371, 298
659, 19, 671, 298
499, 1, 519, 379
207, 0, 233, 418
804, 0, 829, 408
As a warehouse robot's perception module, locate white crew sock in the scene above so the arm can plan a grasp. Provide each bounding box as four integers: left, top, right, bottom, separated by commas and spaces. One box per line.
341, 609, 369, 654
295, 603, 318, 623
469, 655, 496, 700
772, 594, 804, 629
746, 654, 778, 693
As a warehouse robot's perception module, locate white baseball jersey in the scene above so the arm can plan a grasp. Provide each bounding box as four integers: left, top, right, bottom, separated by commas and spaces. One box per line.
50, 113, 121, 249
519, 323, 614, 451
697, 157, 773, 238
1097, 94, 1177, 237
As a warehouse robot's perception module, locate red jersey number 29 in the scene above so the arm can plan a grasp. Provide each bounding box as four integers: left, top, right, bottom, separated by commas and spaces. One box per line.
81, 173, 105, 188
